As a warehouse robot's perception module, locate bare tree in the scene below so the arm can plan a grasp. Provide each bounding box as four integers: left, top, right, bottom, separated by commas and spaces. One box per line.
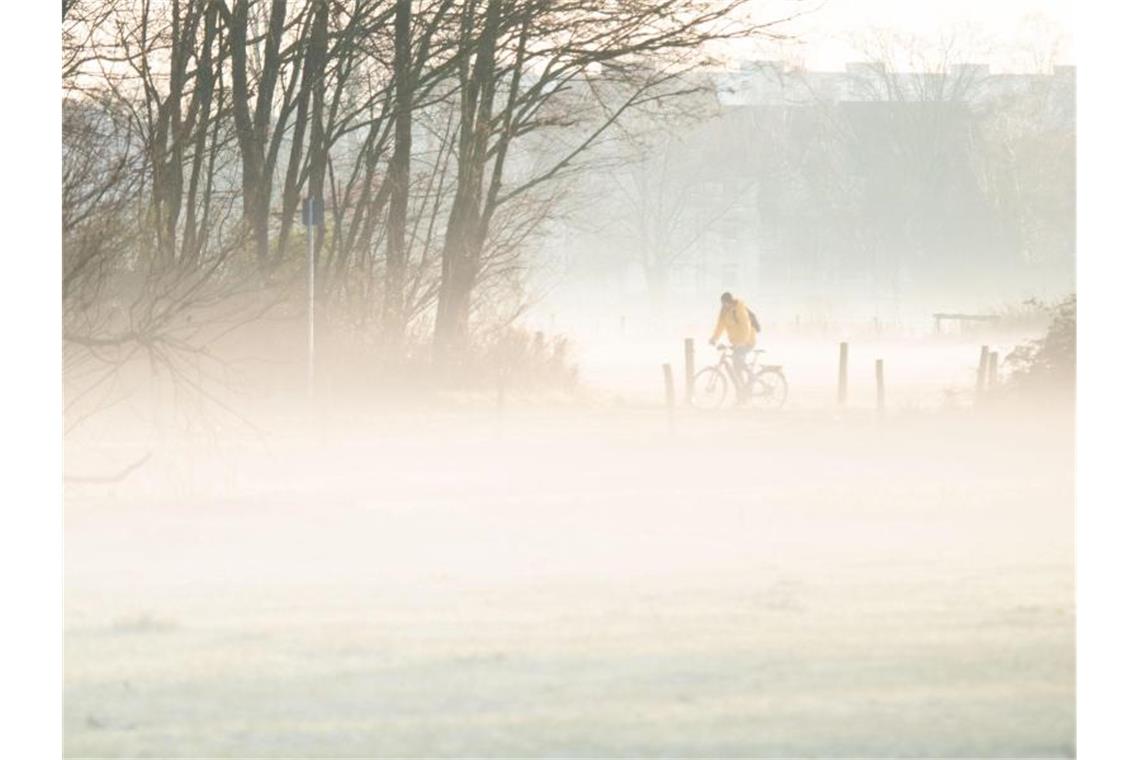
589, 87, 755, 314
62, 0, 799, 422
431, 0, 792, 355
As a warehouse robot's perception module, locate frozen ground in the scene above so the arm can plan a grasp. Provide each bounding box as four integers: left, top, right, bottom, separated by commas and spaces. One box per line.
64, 401, 1074, 758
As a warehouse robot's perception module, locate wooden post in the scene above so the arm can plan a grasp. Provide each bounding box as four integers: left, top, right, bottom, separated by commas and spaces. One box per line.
683, 338, 695, 405
975, 345, 989, 397
987, 350, 999, 390
662, 363, 676, 434
838, 342, 849, 407
875, 358, 885, 421
495, 369, 506, 418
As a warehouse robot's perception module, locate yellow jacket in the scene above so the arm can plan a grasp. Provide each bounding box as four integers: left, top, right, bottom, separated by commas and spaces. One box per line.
711, 299, 756, 347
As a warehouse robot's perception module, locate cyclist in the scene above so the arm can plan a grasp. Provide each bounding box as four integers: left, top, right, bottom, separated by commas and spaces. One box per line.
708, 291, 760, 401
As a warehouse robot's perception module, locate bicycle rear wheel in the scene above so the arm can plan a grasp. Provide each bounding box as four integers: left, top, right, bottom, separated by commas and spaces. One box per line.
751, 368, 788, 409
691, 367, 730, 410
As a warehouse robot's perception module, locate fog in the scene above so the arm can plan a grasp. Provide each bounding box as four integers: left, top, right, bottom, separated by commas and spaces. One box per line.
63, 1, 1074, 756
64, 322, 1074, 756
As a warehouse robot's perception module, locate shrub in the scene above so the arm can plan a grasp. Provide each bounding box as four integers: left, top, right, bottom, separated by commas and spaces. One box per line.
1004, 294, 1075, 396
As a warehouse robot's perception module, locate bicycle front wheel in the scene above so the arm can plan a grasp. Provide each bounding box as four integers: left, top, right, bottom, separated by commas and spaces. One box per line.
751, 368, 788, 410
691, 367, 730, 410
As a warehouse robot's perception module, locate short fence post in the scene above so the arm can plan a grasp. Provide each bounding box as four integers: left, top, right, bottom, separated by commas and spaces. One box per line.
987, 350, 999, 391
838, 342, 849, 407
662, 363, 676, 434
495, 369, 506, 418
875, 358, 885, 422
975, 345, 990, 399
684, 338, 695, 405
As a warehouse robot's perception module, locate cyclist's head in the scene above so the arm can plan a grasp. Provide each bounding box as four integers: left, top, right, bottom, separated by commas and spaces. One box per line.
720, 291, 734, 307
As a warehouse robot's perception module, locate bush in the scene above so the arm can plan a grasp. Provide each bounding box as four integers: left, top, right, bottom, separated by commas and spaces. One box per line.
339, 325, 579, 396
1004, 294, 1075, 396
475, 327, 578, 392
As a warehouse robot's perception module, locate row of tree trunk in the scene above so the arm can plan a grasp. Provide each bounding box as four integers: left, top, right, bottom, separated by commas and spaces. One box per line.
63, 0, 774, 364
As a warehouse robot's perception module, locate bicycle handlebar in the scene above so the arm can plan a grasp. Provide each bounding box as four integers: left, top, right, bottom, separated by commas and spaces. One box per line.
715, 344, 764, 353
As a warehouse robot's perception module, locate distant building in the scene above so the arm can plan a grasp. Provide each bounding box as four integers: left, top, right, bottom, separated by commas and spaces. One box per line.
543, 62, 1075, 324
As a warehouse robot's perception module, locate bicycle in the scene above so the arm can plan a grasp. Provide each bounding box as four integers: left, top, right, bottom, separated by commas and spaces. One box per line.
690, 344, 788, 410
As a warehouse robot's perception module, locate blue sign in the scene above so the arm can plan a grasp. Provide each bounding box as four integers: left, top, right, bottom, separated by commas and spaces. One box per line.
301, 196, 324, 228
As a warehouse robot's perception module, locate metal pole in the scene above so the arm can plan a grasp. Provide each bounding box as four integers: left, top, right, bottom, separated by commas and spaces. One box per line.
307, 211, 315, 399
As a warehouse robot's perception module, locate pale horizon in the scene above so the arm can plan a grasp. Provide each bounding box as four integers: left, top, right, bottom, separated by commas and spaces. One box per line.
723, 0, 1073, 73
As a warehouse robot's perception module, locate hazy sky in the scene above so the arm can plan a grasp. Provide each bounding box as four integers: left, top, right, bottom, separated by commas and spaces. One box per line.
737, 0, 1074, 72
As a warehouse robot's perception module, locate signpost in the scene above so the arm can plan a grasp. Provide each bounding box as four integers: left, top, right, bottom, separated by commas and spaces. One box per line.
302, 196, 324, 399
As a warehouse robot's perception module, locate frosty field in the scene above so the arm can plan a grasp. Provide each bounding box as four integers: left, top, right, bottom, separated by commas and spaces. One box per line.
64, 405, 1074, 758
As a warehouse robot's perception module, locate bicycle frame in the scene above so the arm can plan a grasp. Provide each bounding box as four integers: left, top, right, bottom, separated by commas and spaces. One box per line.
713, 348, 748, 391
714, 346, 780, 390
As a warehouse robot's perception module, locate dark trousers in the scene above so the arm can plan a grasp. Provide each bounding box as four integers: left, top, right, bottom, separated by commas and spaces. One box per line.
731, 345, 751, 401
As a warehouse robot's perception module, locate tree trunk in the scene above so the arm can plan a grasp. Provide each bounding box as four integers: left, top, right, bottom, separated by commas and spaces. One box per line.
383, 0, 413, 345
434, 0, 499, 359
227, 0, 287, 265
